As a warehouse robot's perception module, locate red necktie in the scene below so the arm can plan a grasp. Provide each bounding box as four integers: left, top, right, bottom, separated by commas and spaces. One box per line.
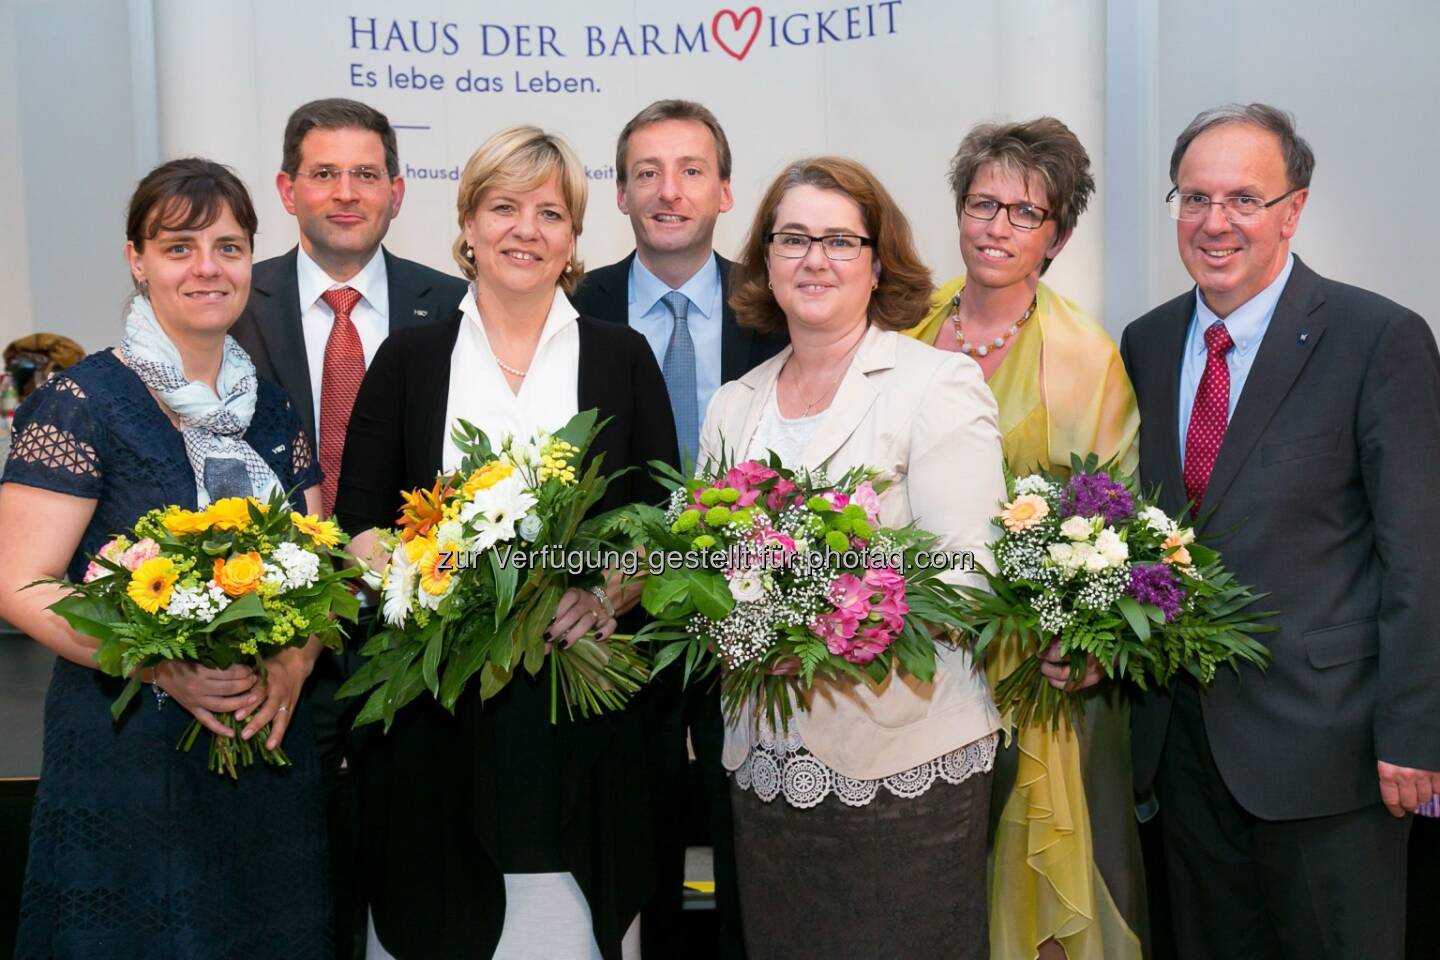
1183, 321, 1234, 507
318, 287, 365, 517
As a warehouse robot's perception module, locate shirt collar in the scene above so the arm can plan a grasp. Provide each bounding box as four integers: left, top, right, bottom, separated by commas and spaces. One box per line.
461, 284, 579, 354
1192, 252, 1295, 358
296, 244, 389, 318
629, 252, 720, 320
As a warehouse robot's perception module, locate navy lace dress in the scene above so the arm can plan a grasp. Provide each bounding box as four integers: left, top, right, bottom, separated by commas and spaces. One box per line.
4, 350, 331, 960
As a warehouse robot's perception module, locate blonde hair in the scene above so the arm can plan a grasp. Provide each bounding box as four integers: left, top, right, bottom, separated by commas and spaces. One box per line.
452, 125, 588, 294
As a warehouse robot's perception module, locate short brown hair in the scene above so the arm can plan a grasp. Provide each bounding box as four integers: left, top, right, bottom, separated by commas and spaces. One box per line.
452, 126, 587, 295
615, 99, 732, 185
946, 117, 1095, 274
126, 158, 257, 254
281, 98, 399, 177
1169, 102, 1314, 190
730, 157, 932, 335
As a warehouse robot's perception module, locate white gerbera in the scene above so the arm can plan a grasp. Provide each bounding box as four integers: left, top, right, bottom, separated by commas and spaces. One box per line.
460, 474, 540, 551
381, 547, 419, 627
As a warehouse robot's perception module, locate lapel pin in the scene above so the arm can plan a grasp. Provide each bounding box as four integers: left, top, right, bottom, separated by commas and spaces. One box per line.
1297, 331, 1309, 344
271, 444, 286, 454
414, 308, 429, 318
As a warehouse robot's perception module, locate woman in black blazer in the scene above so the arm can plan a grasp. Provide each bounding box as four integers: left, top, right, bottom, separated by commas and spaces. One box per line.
335, 126, 675, 960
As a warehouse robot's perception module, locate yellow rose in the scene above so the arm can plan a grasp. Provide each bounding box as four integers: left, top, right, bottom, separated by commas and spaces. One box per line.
127, 557, 178, 614
461, 461, 515, 497
212, 551, 266, 597
1000, 494, 1050, 533
161, 507, 212, 537
290, 512, 341, 548
204, 497, 256, 532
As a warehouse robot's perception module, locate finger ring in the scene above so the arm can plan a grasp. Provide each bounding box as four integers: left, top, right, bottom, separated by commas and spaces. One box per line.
277, 705, 288, 713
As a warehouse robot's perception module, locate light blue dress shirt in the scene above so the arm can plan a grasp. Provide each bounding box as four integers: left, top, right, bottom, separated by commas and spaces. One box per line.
628, 253, 724, 423
1177, 253, 1295, 469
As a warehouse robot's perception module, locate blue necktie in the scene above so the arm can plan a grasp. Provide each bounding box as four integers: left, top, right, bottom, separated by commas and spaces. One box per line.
661, 291, 699, 465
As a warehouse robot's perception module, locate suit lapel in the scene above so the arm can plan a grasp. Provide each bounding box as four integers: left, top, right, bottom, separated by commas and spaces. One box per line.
800, 327, 889, 470
1153, 294, 1193, 517
419, 320, 462, 478
717, 256, 750, 383
1197, 258, 1327, 521
250, 249, 315, 441
384, 248, 450, 334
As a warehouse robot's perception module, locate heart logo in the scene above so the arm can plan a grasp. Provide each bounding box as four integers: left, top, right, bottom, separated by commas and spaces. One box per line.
712, 6, 762, 61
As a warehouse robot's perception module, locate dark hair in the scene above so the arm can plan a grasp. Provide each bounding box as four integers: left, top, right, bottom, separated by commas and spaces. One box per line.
281, 98, 399, 177
1169, 103, 1315, 190
126, 157, 258, 253
730, 156, 933, 335
946, 117, 1095, 276
615, 99, 732, 185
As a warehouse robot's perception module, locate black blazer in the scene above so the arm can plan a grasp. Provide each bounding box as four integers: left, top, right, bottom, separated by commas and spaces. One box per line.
334, 311, 676, 960
570, 251, 788, 390
231, 246, 467, 446
1120, 256, 1440, 820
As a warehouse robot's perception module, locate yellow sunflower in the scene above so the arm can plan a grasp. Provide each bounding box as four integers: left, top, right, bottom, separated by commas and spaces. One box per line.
127, 557, 179, 614
290, 512, 342, 548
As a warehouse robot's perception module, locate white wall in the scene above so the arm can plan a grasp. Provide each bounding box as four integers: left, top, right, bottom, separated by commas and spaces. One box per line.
1, 0, 146, 351
3, 0, 1440, 352
1105, 0, 1440, 333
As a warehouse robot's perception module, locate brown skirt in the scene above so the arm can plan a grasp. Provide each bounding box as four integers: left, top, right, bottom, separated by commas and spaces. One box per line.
731, 767, 992, 960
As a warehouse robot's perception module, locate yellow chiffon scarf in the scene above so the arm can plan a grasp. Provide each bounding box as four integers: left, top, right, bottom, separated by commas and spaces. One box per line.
907, 277, 1143, 960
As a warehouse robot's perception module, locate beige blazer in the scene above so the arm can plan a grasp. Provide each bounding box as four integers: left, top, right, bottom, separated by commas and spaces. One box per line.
702, 325, 1006, 781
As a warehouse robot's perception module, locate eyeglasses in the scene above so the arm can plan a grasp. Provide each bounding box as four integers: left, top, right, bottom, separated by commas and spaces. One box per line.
1166, 187, 1299, 223
961, 195, 1051, 230
766, 232, 874, 261
296, 166, 390, 188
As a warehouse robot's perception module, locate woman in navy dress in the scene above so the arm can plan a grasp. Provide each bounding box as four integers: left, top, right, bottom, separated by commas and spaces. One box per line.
0, 159, 331, 959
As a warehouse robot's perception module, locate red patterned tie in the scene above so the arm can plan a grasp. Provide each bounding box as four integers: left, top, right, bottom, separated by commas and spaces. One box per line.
318, 287, 365, 517
1183, 321, 1234, 507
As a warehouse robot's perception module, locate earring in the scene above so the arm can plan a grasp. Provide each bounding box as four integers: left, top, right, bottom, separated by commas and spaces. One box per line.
139, 279, 150, 296
871, 279, 879, 290
464, 245, 474, 260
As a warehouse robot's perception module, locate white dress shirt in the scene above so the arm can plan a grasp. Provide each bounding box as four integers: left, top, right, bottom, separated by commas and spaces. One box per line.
443, 285, 581, 471
296, 245, 391, 431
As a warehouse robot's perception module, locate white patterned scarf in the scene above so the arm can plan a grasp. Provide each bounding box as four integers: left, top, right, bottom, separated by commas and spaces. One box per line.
120, 295, 281, 507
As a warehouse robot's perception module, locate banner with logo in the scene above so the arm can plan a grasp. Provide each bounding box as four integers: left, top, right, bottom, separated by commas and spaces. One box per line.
153, 0, 1105, 311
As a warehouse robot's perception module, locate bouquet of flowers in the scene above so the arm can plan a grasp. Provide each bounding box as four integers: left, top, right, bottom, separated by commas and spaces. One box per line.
46, 492, 360, 777
960, 455, 1272, 729
626, 453, 979, 730
338, 410, 649, 729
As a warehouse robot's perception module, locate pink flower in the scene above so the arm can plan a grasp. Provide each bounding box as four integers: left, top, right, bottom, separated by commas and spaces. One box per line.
751, 529, 796, 567
845, 626, 895, 664
729, 461, 779, 487
827, 573, 872, 612
813, 608, 862, 655
868, 592, 909, 633
120, 538, 160, 572
862, 567, 905, 594
83, 538, 128, 583
765, 477, 799, 512
852, 482, 882, 523
822, 491, 850, 511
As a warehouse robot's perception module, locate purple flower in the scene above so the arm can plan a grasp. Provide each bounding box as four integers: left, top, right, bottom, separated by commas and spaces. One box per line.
1060, 472, 1135, 525
1127, 564, 1185, 622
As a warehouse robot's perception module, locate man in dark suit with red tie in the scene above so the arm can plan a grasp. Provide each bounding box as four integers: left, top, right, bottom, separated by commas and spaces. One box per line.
231, 97, 465, 960
1120, 103, 1440, 959
572, 100, 784, 960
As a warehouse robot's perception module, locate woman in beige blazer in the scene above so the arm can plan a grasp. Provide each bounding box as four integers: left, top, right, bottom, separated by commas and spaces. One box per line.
703, 156, 1007, 959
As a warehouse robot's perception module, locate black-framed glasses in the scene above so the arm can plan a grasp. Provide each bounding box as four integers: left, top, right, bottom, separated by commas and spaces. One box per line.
296, 165, 390, 188
1166, 187, 1299, 223
961, 194, 1051, 230
766, 232, 874, 261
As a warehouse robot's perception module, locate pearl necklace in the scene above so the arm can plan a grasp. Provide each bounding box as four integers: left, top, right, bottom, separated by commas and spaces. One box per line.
948, 290, 1037, 358
490, 349, 528, 378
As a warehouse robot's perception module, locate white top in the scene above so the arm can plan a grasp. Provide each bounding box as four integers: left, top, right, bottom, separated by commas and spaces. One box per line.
747, 382, 823, 465
443, 285, 581, 471
297, 245, 390, 430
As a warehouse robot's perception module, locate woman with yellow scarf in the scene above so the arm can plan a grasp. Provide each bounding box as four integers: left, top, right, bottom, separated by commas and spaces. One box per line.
907, 118, 1145, 960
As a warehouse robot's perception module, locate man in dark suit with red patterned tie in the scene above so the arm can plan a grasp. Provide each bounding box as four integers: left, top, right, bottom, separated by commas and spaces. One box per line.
1119, 103, 1440, 959
231, 97, 465, 960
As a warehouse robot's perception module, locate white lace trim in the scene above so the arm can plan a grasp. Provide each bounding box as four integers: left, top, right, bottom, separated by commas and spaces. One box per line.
733, 730, 998, 809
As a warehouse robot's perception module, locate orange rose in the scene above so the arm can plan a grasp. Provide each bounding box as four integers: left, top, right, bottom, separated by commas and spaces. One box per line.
1161, 533, 1192, 567
212, 551, 266, 597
